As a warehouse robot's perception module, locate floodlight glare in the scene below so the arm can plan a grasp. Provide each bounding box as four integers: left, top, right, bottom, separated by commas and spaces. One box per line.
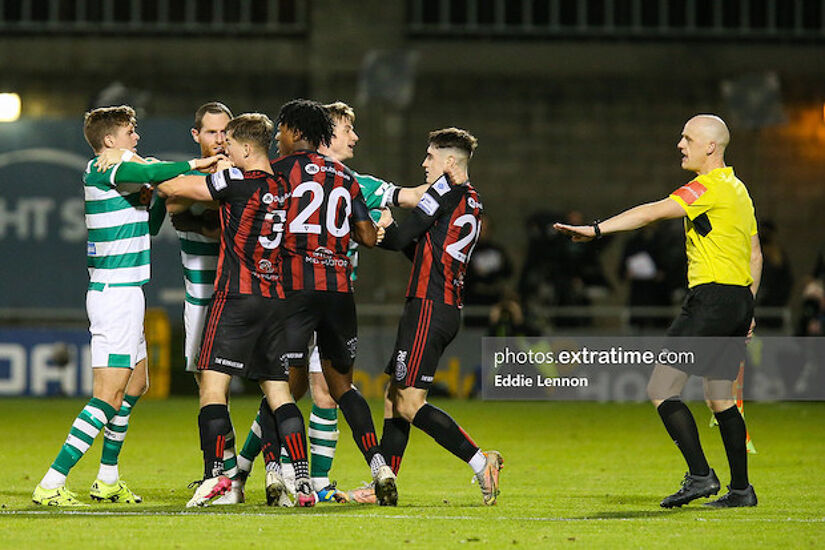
0, 93, 22, 122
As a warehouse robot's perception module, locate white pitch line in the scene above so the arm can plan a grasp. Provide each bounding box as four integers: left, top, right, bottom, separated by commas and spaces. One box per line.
1, 511, 823, 523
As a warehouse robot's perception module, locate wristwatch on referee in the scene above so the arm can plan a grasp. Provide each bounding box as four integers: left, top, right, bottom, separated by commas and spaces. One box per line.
591, 220, 602, 239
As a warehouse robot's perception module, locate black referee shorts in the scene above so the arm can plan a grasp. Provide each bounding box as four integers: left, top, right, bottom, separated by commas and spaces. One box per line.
385, 297, 461, 389
197, 291, 287, 381
279, 290, 358, 373
665, 283, 754, 380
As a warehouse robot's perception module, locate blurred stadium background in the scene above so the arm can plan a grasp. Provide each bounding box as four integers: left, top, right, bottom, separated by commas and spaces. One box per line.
1, 0, 824, 401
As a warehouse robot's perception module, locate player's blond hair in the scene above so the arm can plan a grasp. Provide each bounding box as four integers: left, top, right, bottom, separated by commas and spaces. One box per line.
83, 105, 136, 153
324, 101, 355, 124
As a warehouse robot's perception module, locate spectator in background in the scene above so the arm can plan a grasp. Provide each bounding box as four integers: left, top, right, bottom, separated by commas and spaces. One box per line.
754, 220, 792, 330
618, 226, 670, 329
464, 214, 513, 326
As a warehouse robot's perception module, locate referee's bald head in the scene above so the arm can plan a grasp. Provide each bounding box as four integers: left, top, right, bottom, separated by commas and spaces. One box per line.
688, 114, 730, 150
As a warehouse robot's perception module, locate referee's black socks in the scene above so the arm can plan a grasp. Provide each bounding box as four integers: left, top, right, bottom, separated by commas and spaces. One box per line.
714, 405, 750, 490
657, 399, 711, 477
412, 404, 478, 463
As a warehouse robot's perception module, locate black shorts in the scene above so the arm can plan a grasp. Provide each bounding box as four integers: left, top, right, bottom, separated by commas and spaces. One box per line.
197, 291, 287, 381
665, 283, 754, 380
385, 298, 461, 389
280, 290, 358, 373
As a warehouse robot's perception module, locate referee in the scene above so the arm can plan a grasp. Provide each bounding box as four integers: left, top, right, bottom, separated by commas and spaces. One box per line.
555, 114, 762, 508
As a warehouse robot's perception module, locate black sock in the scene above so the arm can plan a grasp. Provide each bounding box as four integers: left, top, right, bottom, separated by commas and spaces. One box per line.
381, 417, 411, 475
338, 388, 383, 467
274, 403, 309, 480
657, 399, 710, 476
257, 397, 280, 468
714, 405, 749, 489
198, 404, 231, 479
412, 404, 478, 463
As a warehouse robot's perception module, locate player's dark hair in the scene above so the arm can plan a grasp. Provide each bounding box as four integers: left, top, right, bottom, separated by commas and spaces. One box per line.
428, 127, 478, 159
193, 101, 233, 131
276, 99, 333, 149
83, 105, 136, 152
324, 101, 355, 124
225, 113, 274, 153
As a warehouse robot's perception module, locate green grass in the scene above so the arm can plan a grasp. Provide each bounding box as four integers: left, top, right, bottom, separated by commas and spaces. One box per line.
1, 398, 823, 548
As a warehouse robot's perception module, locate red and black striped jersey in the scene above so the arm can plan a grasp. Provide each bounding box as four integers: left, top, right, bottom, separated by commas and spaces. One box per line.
270, 151, 371, 293
405, 176, 483, 307
205, 167, 284, 298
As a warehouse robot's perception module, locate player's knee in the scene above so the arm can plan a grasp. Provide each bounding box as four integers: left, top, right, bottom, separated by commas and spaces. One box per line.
394, 392, 425, 422
707, 399, 736, 413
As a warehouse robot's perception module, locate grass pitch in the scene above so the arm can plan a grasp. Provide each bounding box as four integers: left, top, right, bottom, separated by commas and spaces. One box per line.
1, 397, 823, 548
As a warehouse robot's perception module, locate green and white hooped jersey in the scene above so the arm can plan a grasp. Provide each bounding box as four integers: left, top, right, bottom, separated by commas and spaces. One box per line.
84, 158, 151, 289
348, 172, 397, 281
177, 202, 219, 307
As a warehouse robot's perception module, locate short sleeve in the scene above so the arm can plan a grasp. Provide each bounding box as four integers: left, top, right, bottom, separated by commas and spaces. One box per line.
206, 167, 245, 200
668, 180, 715, 220
750, 213, 758, 237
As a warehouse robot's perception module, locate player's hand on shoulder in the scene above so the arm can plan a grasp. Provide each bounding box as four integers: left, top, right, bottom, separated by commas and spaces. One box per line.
192, 154, 229, 172
95, 148, 131, 172
553, 222, 596, 242
170, 211, 201, 233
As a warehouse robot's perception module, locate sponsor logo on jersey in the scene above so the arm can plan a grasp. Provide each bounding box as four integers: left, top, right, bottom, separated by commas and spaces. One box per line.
417, 194, 439, 216
262, 192, 274, 204
87, 242, 97, 256
305, 246, 349, 267
215, 357, 244, 369
467, 196, 482, 209
317, 164, 351, 180
258, 259, 275, 274
305, 163, 320, 175
395, 350, 408, 381
432, 175, 451, 196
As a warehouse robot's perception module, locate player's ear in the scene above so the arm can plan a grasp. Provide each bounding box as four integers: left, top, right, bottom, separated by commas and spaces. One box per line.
191, 128, 199, 144
707, 141, 716, 156
103, 133, 114, 148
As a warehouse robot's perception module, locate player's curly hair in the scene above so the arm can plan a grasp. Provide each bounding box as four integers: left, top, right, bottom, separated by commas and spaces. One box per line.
225, 113, 274, 153
276, 99, 333, 149
83, 105, 136, 153
428, 127, 478, 159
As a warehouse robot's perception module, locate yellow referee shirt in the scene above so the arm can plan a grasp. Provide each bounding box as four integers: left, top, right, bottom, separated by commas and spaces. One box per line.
668, 167, 757, 288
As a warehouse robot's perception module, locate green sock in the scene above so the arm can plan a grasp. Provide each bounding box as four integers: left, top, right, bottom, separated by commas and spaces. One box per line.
309, 405, 338, 489
98, 394, 140, 484
223, 421, 238, 479
41, 397, 117, 489
237, 411, 262, 477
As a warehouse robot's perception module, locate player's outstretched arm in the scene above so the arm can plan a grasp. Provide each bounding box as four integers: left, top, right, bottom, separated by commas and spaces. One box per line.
395, 183, 430, 209
157, 175, 212, 203
554, 198, 685, 242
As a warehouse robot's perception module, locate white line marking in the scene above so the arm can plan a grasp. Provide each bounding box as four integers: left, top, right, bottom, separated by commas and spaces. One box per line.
1, 511, 823, 523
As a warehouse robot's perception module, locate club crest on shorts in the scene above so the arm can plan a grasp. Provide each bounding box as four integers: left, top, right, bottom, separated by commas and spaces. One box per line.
394, 350, 408, 381
347, 337, 358, 359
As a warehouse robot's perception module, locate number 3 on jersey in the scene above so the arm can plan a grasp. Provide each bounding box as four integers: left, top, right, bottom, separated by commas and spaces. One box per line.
445, 214, 480, 263
288, 181, 352, 237
259, 209, 286, 249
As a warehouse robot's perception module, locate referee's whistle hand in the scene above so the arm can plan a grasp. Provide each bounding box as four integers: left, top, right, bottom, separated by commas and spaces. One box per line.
553, 223, 595, 242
